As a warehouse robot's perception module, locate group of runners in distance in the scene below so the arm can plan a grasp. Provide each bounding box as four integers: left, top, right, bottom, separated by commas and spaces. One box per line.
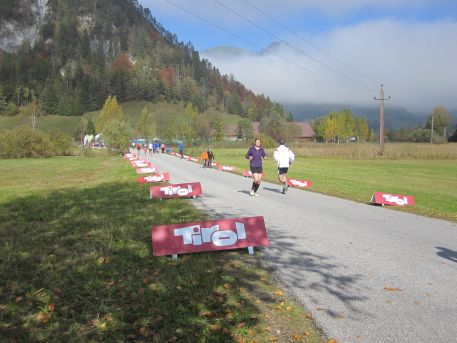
134, 137, 294, 196
246, 138, 295, 196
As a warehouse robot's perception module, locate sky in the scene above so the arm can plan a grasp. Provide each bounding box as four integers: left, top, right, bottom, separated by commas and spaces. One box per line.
139, 0, 457, 114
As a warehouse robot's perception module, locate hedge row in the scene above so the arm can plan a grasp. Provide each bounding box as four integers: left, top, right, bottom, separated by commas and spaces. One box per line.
0, 126, 72, 158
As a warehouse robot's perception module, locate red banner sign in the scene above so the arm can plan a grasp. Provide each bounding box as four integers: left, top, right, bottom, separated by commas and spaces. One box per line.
137, 172, 170, 183
152, 216, 268, 256
136, 167, 159, 174
188, 156, 198, 162
218, 165, 236, 172
150, 182, 202, 199
131, 160, 152, 168
288, 179, 313, 188
124, 153, 136, 159
371, 192, 415, 206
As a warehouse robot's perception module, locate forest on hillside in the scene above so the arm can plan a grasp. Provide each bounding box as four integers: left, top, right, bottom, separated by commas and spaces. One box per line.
0, 0, 293, 124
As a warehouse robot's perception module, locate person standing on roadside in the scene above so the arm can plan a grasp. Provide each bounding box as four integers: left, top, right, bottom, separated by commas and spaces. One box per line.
245, 138, 267, 196
179, 142, 184, 159
207, 148, 215, 168
274, 139, 295, 194
136, 142, 141, 156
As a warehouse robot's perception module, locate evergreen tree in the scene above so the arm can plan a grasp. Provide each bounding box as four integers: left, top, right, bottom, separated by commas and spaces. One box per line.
213, 115, 224, 142
0, 87, 7, 114
40, 82, 58, 114
81, 29, 91, 60
87, 117, 96, 135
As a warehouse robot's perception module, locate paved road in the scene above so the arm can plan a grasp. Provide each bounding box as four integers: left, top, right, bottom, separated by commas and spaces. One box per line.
139, 151, 457, 343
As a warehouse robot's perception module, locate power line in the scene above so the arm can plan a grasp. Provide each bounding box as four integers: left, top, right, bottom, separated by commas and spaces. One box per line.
163, 0, 371, 97
213, 0, 376, 95
242, 0, 379, 88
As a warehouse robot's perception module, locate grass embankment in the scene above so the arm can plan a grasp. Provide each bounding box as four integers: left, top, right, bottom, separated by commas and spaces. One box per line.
0, 155, 323, 342
187, 146, 457, 222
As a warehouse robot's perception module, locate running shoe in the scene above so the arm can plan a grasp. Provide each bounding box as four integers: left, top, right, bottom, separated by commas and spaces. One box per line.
250, 190, 255, 196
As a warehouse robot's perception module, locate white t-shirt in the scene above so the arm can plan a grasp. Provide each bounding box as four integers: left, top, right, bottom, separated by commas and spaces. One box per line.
274, 145, 295, 168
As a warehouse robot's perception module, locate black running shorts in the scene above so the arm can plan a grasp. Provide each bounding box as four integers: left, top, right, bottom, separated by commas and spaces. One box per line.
250, 166, 263, 174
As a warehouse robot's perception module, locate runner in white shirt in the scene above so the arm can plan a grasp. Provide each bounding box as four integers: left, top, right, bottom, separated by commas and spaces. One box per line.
273, 139, 295, 194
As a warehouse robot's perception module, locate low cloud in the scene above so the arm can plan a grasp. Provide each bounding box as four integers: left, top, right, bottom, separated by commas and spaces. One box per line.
201, 19, 457, 114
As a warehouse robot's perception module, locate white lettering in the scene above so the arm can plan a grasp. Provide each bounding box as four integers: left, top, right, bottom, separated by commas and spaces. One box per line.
160, 184, 193, 196
174, 222, 247, 247
212, 230, 237, 246
174, 225, 200, 244
382, 194, 408, 206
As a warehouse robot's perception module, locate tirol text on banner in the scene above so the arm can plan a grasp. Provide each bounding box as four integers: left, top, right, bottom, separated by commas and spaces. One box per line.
136, 167, 159, 174
371, 192, 415, 206
218, 165, 235, 172
288, 179, 313, 188
152, 216, 268, 257
137, 172, 170, 184
150, 182, 202, 199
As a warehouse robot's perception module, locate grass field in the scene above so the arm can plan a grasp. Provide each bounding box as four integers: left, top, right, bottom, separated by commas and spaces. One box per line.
0, 115, 81, 138
187, 147, 457, 222
0, 154, 323, 342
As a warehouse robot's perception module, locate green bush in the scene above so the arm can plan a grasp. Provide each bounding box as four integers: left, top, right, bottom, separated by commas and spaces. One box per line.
0, 126, 66, 158
49, 128, 72, 156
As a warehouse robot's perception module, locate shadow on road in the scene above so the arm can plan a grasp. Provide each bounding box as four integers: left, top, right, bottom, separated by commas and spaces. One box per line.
262, 187, 283, 194
436, 246, 457, 263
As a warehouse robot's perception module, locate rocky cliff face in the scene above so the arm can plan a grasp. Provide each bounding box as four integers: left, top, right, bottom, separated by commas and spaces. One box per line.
0, 0, 49, 52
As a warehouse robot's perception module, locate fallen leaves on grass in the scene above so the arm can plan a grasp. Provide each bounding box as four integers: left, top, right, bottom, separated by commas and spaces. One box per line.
274, 289, 283, 297
35, 311, 51, 324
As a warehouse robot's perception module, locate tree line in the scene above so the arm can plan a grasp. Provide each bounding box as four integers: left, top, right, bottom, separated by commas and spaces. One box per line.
0, 0, 292, 124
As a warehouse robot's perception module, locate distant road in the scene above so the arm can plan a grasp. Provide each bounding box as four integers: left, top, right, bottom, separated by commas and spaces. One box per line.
141, 151, 457, 343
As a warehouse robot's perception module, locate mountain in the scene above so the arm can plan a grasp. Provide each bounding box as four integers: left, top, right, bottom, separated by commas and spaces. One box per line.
0, 0, 286, 122
284, 102, 427, 131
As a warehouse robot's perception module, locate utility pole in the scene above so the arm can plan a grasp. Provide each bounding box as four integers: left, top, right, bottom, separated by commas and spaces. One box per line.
430, 115, 434, 143
374, 84, 390, 156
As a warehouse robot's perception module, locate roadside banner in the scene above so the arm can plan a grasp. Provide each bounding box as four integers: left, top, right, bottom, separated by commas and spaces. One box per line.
371, 192, 415, 206
124, 153, 135, 159
152, 216, 268, 257
243, 170, 265, 177
188, 156, 198, 162
136, 167, 159, 174
131, 160, 152, 168
150, 182, 202, 199
288, 179, 313, 188
218, 165, 235, 172
137, 172, 170, 184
